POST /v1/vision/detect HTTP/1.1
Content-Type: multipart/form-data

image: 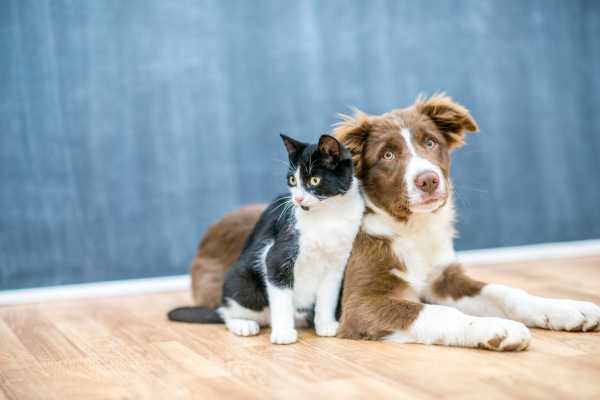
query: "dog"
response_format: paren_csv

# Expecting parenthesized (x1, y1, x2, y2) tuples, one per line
(188, 94, 600, 351)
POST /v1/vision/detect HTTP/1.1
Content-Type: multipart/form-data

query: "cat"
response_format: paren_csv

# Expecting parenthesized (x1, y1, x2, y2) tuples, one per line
(168, 133, 365, 344)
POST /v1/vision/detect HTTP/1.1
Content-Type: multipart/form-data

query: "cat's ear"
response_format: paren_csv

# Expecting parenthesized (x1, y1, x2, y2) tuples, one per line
(280, 134, 305, 158)
(318, 134, 342, 162)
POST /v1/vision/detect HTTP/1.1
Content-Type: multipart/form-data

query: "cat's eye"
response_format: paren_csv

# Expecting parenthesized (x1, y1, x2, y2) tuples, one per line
(383, 151, 395, 160)
(309, 176, 321, 186)
(288, 175, 297, 186)
(424, 138, 437, 149)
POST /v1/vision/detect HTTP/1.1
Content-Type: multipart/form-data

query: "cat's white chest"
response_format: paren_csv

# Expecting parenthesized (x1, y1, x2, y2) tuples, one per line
(292, 198, 363, 309)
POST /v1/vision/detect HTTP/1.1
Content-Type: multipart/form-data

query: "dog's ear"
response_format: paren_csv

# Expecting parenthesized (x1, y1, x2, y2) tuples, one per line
(415, 93, 478, 150)
(333, 109, 372, 176)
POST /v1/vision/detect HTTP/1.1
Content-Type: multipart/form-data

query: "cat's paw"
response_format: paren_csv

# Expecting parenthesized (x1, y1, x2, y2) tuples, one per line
(226, 319, 260, 336)
(469, 318, 531, 351)
(270, 328, 298, 345)
(315, 321, 339, 337)
(531, 299, 600, 332)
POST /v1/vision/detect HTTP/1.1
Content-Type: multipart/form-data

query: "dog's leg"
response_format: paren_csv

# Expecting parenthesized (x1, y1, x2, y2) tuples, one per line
(385, 304, 531, 351)
(338, 295, 530, 351)
(426, 263, 600, 332)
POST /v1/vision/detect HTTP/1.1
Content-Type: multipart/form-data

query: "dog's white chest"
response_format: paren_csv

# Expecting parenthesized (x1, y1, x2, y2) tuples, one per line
(363, 206, 456, 296)
(390, 235, 451, 294)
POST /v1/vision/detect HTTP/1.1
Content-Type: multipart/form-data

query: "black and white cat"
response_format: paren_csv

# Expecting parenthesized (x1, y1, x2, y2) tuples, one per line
(168, 134, 364, 344)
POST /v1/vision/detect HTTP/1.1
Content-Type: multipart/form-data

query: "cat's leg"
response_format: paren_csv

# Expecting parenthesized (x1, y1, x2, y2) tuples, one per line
(314, 268, 344, 337)
(265, 245, 298, 344)
(219, 259, 270, 338)
(219, 298, 268, 337)
(266, 283, 297, 344)
(426, 263, 600, 332)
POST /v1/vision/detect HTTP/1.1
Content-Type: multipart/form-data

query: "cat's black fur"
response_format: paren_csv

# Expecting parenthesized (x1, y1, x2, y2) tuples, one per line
(168, 134, 354, 324)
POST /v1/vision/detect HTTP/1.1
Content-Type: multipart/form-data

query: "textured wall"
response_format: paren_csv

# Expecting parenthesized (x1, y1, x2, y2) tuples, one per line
(1, 0, 599, 289)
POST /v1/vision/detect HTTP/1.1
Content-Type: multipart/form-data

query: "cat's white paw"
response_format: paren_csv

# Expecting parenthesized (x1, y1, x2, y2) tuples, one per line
(468, 318, 531, 351)
(226, 319, 260, 336)
(315, 321, 339, 337)
(529, 299, 600, 331)
(270, 328, 298, 345)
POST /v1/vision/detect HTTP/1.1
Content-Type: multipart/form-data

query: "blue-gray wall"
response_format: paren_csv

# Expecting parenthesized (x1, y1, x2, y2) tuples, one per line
(1, 0, 599, 290)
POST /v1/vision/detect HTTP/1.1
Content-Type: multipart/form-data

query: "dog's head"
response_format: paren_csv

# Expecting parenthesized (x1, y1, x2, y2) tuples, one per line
(334, 94, 478, 220)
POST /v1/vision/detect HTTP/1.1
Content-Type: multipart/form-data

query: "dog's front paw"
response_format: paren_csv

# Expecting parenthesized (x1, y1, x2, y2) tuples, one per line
(270, 328, 298, 345)
(533, 299, 600, 332)
(469, 318, 531, 352)
(315, 321, 339, 337)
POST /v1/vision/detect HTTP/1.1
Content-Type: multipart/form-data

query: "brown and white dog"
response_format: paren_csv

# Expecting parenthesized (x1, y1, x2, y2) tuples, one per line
(188, 94, 600, 351)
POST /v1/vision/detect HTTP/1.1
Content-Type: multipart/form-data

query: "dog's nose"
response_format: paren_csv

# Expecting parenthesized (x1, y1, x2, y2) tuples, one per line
(294, 195, 304, 204)
(414, 171, 439, 193)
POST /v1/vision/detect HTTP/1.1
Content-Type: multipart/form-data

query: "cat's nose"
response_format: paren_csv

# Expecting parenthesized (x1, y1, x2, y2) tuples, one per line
(294, 195, 304, 204)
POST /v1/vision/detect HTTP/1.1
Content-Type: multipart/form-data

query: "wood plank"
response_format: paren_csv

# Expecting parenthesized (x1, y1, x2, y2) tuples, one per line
(0, 320, 38, 370)
(1, 306, 84, 363)
(152, 341, 230, 378)
(1, 255, 599, 399)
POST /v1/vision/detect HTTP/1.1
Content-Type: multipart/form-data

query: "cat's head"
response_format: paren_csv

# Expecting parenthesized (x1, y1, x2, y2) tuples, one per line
(280, 134, 354, 211)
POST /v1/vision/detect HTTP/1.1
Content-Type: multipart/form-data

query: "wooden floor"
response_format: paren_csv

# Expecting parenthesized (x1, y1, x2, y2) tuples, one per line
(1, 256, 600, 400)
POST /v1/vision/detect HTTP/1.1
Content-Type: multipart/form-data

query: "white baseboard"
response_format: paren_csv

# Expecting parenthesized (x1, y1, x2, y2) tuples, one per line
(457, 238, 600, 265)
(0, 275, 190, 306)
(1, 239, 599, 306)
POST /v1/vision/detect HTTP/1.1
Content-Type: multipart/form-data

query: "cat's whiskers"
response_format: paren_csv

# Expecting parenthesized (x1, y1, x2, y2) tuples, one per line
(272, 158, 291, 169)
(308, 154, 317, 176)
(271, 196, 294, 222)
(270, 197, 292, 214)
(277, 200, 295, 223)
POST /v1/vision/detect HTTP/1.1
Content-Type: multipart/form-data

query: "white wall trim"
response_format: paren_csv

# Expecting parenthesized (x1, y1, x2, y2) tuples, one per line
(457, 239, 600, 265)
(2, 239, 600, 306)
(0, 275, 190, 306)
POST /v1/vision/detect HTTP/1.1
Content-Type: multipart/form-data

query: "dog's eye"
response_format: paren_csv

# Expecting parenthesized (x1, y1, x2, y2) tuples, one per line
(424, 138, 437, 149)
(309, 176, 321, 186)
(288, 175, 297, 186)
(383, 151, 395, 161)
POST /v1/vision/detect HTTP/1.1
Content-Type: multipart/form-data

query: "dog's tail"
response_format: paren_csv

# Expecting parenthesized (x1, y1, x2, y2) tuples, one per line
(167, 306, 223, 323)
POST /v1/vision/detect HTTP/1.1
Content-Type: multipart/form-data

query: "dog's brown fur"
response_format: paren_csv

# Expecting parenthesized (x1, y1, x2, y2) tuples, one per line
(333, 94, 478, 339)
(191, 204, 265, 306)
(189, 94, 479, 339)
(336, 229, 423, 339)
(431, 263, 485, 301)
(335, 95, 477, 221)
